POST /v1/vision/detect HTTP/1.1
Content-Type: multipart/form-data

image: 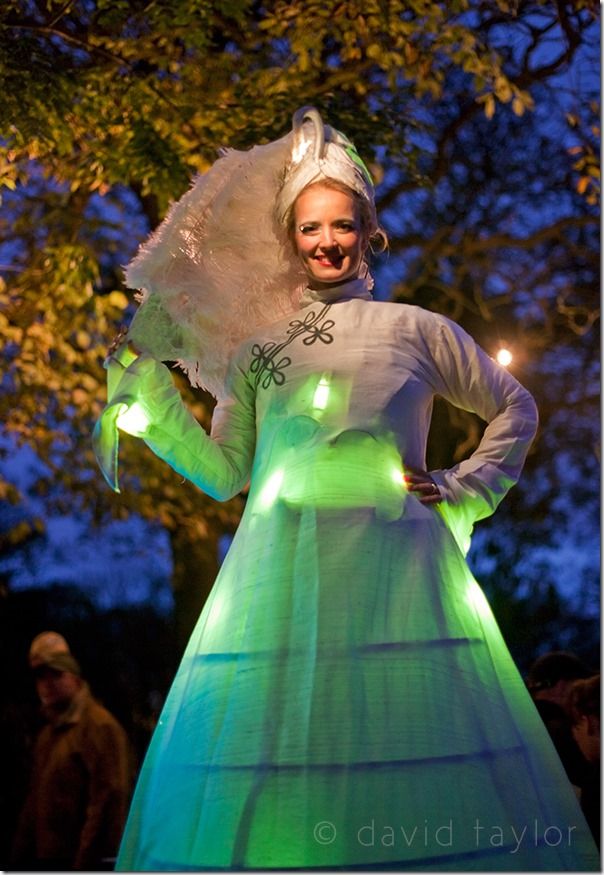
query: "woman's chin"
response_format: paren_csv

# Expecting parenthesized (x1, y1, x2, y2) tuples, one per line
(306, 266, 358, 288)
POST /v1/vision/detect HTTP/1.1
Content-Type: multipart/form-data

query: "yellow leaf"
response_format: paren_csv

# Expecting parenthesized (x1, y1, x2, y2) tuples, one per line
(403, 43, 418, 64)
(577, 177, 589, 195)
(107, 290, 129, 309)
(80, 373, 99, 391)
(494, 77, 512, 102)
(484, 94, 495, 119)
(76, 330, 91, 349)
(512, 97, 525, 116)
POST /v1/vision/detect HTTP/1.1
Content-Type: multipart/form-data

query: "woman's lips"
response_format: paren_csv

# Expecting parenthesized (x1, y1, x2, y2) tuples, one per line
(314, 255, 343, 267)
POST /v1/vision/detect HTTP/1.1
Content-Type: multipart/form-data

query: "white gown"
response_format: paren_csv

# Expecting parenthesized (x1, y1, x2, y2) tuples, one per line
(115, 278, 599, 871)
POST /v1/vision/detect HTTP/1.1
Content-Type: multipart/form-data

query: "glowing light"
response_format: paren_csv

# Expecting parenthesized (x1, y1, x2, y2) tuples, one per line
(258, 469, 284, 510)
(391, 468, 405, 487)
(312, 377, 331, 411)
(206, 590, 225, 630)
(496, 348, 513, 367)
(116, 402, 150, 436)
(465, 580, 491, 619)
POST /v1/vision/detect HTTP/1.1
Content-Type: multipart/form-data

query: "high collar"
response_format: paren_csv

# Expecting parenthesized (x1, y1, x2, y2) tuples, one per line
(298, 274, 374, 308)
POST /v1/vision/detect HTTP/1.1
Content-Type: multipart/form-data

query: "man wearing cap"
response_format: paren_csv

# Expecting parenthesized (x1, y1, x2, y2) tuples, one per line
(11, 632, 131, 871)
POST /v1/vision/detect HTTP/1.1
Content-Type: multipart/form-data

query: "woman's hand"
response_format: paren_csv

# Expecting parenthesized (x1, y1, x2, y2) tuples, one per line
(404, 469, 442, 505)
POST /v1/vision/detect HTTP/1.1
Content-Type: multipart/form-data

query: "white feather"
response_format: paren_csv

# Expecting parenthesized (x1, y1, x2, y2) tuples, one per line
(124, 132, 307, 399)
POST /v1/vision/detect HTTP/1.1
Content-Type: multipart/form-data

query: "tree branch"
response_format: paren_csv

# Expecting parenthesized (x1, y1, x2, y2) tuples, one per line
(387, 215, 597, 263)
(2, 20, 202, 142)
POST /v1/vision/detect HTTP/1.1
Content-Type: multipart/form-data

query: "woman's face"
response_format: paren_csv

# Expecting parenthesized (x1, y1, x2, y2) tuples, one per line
(293, 184, 366, 288)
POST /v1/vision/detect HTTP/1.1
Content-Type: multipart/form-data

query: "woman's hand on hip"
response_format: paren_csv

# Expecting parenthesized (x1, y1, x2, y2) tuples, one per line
(403, 469, 442, 504)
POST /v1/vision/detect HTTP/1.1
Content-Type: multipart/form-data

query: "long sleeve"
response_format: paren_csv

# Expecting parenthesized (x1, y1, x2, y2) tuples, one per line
(419, 313, 538, 553)
(141, 352, 256, 501)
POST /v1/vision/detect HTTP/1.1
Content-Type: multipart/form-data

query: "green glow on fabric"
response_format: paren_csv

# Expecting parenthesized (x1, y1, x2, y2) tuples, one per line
(270, 431, 407, 522)
(116, 402, 150, 437)
(258, 468, 284, 510)
(465, 579, 492, 619)
(312, 377, 331, 411)
(206, 589, 225, 630)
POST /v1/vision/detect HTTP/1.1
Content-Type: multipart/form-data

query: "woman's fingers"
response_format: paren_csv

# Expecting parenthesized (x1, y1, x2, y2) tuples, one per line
(403, 471, 442, 504)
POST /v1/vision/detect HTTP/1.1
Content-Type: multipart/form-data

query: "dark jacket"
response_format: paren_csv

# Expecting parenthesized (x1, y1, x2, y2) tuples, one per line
(11, 685, 131, 870)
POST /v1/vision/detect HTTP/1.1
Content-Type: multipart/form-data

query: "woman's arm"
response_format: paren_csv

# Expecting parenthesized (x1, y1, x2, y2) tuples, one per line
(420, 313, 538, 552)
(94, 352, 256, 501)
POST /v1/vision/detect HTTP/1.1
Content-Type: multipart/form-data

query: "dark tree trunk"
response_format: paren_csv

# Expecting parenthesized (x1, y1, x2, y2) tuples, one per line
(169, 526, 219, 658)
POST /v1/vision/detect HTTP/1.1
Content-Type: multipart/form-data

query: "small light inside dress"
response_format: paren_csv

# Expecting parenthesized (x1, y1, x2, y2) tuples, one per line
(391, 468, 406, 488)
(465, 579, 492, 620)
(116, 402, 150, 437)
(496, 348, 513, 367)
(312, 377, 331, 411)
(258, 469, 284, 510)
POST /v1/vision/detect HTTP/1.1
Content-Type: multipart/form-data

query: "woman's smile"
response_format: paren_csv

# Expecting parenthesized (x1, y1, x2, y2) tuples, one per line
(314, 252, 344, 267)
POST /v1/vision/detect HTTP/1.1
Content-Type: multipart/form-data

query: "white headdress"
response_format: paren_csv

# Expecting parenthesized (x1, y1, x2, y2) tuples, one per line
(122, 106, 376, 399)
(276, 106, 377, 232)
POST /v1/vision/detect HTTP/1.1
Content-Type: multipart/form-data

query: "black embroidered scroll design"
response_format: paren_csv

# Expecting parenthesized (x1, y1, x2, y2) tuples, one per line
(249, 304, 334, 389)
(249, 342, 292, 390)
(287, 310, 335, 346)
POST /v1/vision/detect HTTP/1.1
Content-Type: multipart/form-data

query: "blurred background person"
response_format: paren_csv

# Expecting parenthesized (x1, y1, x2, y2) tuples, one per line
(567, 674, 600, 849)
(11, 631, 131, 871)
(527, 650, 594, 790)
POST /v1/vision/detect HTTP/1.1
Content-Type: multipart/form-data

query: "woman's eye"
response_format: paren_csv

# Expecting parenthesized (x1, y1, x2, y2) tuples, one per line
(297, 222, 356, 235)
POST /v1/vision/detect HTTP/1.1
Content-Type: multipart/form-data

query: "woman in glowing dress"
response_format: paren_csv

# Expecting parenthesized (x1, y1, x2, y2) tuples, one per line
(94, 108, 598, 871)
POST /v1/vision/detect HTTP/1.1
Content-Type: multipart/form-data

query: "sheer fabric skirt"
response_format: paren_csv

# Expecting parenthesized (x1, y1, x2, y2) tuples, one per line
(116, 500, 599, 871)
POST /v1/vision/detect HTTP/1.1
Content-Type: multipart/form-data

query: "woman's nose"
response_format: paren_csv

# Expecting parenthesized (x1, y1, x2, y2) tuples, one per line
(318, 226, 336, 248)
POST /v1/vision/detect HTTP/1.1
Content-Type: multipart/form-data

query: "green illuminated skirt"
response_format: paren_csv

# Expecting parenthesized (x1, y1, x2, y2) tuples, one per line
(116, 500, 599, 871)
